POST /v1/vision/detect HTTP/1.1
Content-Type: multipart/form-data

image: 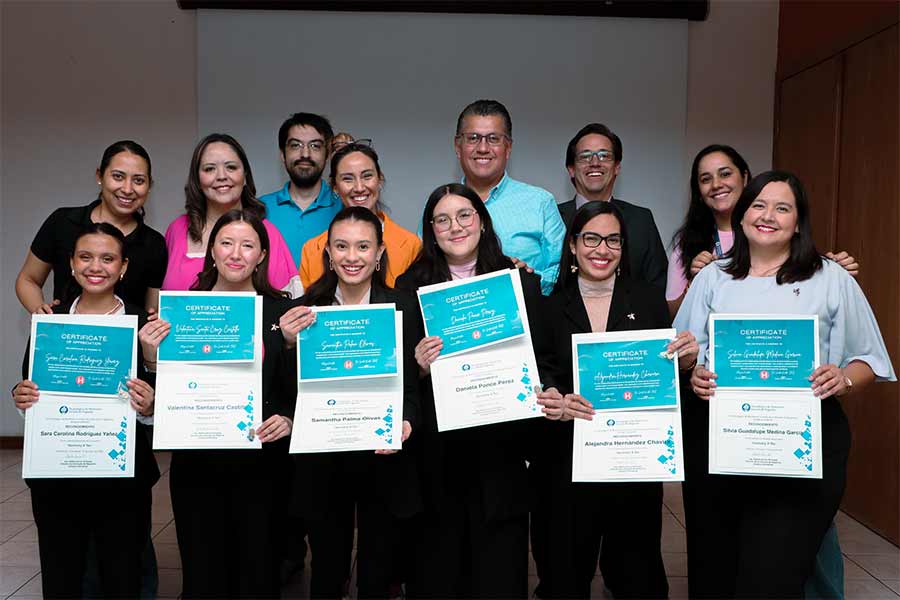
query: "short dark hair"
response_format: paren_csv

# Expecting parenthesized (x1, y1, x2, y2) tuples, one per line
(455, 99, 512, 138)
(555, 201, 630, 292)
(277, 113, 334, 152)
(565, 123, 623, 167)
(723, 170, 822, 284)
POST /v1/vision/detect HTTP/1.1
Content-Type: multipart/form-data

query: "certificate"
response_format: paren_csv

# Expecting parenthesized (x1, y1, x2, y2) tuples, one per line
(158, 291, 257, 363)
(291, 311, 404, 452)
(418, 270, 525, 358)
(23, 314, 138, 478)
(572, 410, 684, 482)
(573, 329, 679, 412)
(153, 296, 263, 449)
(298, 305, 397, 382)
(707, 314, 822, 478)
(425, 270, 542, 431)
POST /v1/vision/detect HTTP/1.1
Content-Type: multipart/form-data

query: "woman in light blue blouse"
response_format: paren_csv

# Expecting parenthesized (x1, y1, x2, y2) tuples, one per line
(674, 170, 895, 599)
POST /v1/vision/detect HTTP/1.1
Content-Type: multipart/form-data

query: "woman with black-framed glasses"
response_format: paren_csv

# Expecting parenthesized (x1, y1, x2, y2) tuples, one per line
(530, 200, 699, 599)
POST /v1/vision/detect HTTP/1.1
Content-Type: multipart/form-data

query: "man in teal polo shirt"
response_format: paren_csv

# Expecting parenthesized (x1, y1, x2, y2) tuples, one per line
(259, 112, 341, 266)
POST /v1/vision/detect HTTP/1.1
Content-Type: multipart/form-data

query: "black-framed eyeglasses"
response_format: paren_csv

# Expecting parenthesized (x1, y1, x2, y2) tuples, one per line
(575, 149, 616, 164)
(455, 132, 511, 147)
(286, 139, 326, 153)
(431, 209, 477, 232)
(575, 232, 623, 249)
(332, 138, 373, 152)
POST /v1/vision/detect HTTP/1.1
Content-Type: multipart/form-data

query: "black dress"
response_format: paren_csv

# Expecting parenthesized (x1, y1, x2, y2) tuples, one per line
(168, 294, 296, 599)
(23, 301, 160, 599)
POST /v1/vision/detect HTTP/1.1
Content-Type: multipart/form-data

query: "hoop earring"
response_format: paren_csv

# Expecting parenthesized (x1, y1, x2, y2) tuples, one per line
(375, 260, 382, 272)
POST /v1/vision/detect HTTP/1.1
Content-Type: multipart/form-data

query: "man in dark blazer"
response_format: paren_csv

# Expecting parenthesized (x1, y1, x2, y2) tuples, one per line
(558, 123, 668, 290)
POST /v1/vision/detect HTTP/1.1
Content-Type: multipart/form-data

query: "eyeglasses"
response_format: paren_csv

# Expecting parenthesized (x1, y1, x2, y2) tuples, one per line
(332, 138, 372, 152)
(575, 149, 616, 164)
(575, 232, 623, 250)
(431, 209, 477, 232)
(286, 139, 326, 153)
(455, 132, 511, 147)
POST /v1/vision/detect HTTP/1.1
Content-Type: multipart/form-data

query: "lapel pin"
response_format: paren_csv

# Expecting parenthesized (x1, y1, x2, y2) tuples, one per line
(793, 288, 800, 296)
(271, 323, 280, 331)
(627, 313, 636, 320)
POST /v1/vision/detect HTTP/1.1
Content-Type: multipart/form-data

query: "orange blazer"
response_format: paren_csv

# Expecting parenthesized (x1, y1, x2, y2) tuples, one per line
(299, 212, 422, 289)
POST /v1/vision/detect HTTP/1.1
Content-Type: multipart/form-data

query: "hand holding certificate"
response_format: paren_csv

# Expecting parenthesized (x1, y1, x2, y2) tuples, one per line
(707, 315, 822, 478)
(23, 314, 139, 478)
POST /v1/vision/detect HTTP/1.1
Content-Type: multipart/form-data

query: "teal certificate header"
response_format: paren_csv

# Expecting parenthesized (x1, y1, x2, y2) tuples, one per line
(299, 305, 398, 382)
(158, 292, 256, 362)
(575, 336, 678, 411)
(418, 270, 524, 356)
(710, 316, 817, 389)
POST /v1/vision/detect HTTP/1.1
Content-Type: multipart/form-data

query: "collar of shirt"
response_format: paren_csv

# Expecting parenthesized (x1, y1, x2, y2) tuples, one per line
(334, 285, 371, 306)
(273, 180, 337, 210)
(462, 171, 510, 205)
(575, 193, 615, 210)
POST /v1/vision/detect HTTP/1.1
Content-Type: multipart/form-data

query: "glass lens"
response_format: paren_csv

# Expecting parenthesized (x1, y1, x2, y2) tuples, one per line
(580, 233, 602, 247)
(606, 234, 622, 249)
(457, 210, 475, 226)
(432, 215, 451, 231)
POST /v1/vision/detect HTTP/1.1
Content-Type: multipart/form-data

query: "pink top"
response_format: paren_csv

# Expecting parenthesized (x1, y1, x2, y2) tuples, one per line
(448, 258, 478, 280)
(161, 214, 298, 291)
(665, 229, 734, 301)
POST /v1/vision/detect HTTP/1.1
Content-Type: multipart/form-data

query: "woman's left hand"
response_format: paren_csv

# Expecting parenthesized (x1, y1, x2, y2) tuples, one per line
(375, 420, 411, 455)
(667, 331, 699, 371)
(280, 306, 316, 349)
(128, 378, 155, 416)
(810, 364, 849, 399)
(257, 414, 293, 442)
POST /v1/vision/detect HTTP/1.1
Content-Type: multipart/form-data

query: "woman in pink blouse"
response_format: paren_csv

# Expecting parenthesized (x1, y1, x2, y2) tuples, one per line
(162, 133, 297, 292)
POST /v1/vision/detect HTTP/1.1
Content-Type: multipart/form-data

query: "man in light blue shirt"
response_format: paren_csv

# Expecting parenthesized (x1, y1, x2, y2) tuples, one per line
(453, 99, 565, 294)
(259, 112, 341, 265)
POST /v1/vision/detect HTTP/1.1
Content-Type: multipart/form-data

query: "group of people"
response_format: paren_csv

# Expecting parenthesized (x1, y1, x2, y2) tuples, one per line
(11, 99, 895, 600)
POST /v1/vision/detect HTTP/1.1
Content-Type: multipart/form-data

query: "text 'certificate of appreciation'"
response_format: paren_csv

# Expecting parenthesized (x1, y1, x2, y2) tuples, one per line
(153, 295, 263, 450)
(158, 291, 257, 363)
(421, 270, 541, 432)
(572, 329, 684, 482)
(707, 315, 822, 478)
(24, 314, 138, 478)
(291, 306, 404, 453)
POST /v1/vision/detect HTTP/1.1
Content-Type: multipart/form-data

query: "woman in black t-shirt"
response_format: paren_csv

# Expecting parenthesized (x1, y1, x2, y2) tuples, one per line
(15, 140, 167, 314)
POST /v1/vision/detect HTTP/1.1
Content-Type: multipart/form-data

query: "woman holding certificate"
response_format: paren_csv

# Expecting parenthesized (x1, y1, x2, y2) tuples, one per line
(675, 171, 895, 598)
(289, 205, 421, 598)
(394, 183, 547, 599)
(12, 223, 159, 598)
(530, 201, 698, 599)
(142, 210, 297, 598)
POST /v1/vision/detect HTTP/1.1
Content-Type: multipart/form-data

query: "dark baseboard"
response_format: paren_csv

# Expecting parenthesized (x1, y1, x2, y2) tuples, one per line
(0, 436, 24, 449)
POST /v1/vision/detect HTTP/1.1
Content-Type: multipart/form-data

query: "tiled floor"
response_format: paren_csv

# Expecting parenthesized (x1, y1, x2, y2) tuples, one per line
(1, 449, 898, 599)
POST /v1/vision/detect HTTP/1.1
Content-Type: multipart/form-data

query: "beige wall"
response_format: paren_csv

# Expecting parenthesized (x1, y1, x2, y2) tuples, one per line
(0, 0, 777, 435)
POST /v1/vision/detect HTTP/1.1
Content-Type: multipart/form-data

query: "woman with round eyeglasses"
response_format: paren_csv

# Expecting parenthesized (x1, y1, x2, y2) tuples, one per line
(530, 201, 698, 599)
(395, 183, 549, 598)
(299, 143, 420, 289)
(674, 171, 894, 598)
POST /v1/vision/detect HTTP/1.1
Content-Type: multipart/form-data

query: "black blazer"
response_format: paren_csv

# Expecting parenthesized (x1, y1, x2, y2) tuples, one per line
(21, 301, 160, 492)
(293, 286, 423, 520)
(558, 197, 669, 291)
(395, 267, 551, 523)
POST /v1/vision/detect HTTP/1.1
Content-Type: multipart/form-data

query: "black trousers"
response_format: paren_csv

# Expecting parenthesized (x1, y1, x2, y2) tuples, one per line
(31, 484, 150, 599)
(682, 394, 851, 599)
(169, 456, 280, 599)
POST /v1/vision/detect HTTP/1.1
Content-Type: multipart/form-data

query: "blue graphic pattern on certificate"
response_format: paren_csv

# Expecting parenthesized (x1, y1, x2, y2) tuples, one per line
(159, 295, 256, 362)
(31, 322, 135, 396)
(657, 425, 678, 475)
(299, 307, 398, 381)
(793, 415, 814, 471)
(419, 272, 524, 355)
(107, 417, 128, 471)
(712, 318, 816, 388)
(576, 339, 677, 410)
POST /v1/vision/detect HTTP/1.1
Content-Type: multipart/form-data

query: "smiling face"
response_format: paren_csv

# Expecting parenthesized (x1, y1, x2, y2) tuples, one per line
(697, 151, 748, 217)
(567, 133, 621, 200)
(570, 214, 622, 282)
(198, 142, 246, 210)
(432, 193, 481, 265)
(70, 233, 128, 295)
(455, 114, 511, 188)
(211, 221, 266, 288)
(740, 181, 798, 253)
(333, 151, 382, 212)
(326, 218, 385, 286)
(281, 124, 328, 188)
(96, 151, 151, 218)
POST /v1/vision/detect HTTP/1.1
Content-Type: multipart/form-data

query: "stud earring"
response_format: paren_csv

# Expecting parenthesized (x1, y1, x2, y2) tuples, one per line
(328, 260, 334, 271)
(616, 266, 621, 276)
(570, 264, 578, 273)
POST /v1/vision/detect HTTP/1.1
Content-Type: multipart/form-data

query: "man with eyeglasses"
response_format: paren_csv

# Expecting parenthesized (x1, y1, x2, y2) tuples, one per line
(558, 123, 668, 290)
(451, 99, 566, 295)
(259, 112, 342, 266)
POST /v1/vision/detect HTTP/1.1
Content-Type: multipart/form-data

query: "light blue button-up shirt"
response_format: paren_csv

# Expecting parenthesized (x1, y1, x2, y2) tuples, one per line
(259, 180, 341, 266)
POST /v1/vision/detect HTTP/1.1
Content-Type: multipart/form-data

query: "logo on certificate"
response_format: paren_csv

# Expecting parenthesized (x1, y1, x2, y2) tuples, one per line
(462, 364, 471, 371)
(623, 391, 633, 401)
(202, 344, 212, 354)
(75, 375, 85, 386)
(188, 381, 198, 390)
(741, 403, 751, 412)
(344, 360, 354, 370)
(759, 370, 770, 380)
(606, 419, 616, 427)
(59, 406, 69, 414)
(472, 330, 482, 340)
(327, 399, 337, 406)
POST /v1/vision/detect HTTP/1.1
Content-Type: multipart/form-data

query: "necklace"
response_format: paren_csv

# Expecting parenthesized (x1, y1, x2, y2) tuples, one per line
(74, 297, 123, 315)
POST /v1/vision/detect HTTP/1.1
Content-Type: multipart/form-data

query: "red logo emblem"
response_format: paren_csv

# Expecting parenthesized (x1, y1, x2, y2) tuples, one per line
(760, 370, 770, 380)
(472, 330, 482, 340)
(344, 360, 354, 370)
(202, 344, 212, 354)
(623, 391, 633, 400)
(75, 376, 85, 386)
